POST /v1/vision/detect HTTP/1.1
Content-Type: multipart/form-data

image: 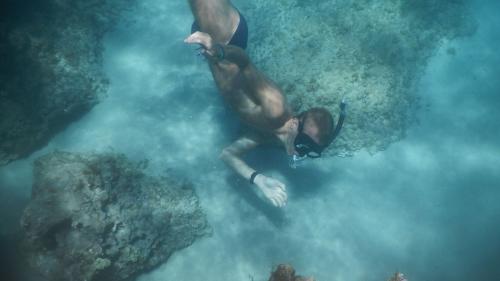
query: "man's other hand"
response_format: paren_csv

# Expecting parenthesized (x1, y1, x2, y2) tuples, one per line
(184, 31, 215, 55)
(254, 174, 287, 208)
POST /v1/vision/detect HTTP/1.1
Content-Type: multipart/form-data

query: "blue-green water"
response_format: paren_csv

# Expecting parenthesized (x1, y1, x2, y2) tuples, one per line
(1, 0, 499, 280)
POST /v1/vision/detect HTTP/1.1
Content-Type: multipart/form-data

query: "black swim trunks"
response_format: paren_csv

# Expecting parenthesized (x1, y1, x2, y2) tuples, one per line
(191, 10, 248, 50)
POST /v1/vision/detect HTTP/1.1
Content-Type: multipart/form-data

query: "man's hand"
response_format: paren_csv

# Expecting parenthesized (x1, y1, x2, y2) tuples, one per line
(184, 31, 215, 56)
(254, 174, 287, 208)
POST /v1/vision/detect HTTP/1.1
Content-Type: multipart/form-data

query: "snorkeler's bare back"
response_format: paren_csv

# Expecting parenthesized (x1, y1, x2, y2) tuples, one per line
(188, 0, 290, 133)
(209, 58, 291, 133)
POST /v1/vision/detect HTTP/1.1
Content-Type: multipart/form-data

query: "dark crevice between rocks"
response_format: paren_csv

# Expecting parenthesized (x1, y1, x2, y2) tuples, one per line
(41, 218, 72, 251)
(0, 233, 47, 281)
(93, 266, 117, 281)
(0, 233, 22, 281)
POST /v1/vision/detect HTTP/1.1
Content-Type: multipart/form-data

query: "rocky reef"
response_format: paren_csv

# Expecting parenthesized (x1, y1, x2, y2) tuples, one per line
(265, 264, 407, 281)
(244, 0, 476, 155)
(388, 272, 408, 281)
(0, 0, 133, 166)
(20, 151, 210, 281)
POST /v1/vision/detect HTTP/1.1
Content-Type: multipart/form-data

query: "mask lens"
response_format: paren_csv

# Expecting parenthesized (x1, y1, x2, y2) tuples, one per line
(294, 143, 310, 157)
(294, 133, 322, 158)
(306, 151, 321, 158)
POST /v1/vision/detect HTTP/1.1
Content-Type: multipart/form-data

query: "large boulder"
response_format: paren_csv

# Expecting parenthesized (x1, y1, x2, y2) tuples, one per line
(0, 0, 133, 165)
(20, 151, 210, 281)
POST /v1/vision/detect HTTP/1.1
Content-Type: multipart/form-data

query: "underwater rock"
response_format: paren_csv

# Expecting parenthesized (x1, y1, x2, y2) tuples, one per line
(268, 264, 315, 281)
(0, 0, 134, 166)
(20, 151, 210, 281)
(388, 272, 408, 281)
(245, 0, 476, 155)
(266, 264, 407, 281)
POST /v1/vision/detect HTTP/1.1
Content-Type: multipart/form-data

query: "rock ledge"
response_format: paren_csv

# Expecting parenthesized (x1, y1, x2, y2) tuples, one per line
(21, 151, 210, 281)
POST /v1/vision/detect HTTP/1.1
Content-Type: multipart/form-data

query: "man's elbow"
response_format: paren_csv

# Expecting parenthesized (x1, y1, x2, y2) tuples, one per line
(238, 56, 250, 69)
(233, 57, 249, 70)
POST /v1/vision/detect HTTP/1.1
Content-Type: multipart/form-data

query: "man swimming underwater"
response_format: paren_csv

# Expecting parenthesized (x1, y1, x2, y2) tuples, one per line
(185, 0, 345, 208)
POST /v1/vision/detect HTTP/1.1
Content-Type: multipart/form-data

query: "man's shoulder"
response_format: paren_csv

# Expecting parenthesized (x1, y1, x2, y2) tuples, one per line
(241, 126, 278, 144)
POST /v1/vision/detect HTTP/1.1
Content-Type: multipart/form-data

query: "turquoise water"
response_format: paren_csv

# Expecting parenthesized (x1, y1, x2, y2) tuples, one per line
(1, 0, 499, 280)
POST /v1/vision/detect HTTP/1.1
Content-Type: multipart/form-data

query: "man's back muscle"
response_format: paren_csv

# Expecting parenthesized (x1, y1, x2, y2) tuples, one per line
(209, 58, 291, 132)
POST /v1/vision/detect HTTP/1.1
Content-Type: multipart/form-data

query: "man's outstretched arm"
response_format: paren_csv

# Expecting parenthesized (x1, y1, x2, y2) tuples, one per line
(220, 136, 287, 207)
(220, 137, 259, 181)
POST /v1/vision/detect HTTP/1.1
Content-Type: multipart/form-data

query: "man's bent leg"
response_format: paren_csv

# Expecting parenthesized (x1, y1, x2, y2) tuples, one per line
(188, 0, 239, 44)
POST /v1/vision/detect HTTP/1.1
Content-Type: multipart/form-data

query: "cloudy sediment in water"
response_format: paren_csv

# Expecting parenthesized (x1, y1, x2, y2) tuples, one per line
(1, 0, 499, 280)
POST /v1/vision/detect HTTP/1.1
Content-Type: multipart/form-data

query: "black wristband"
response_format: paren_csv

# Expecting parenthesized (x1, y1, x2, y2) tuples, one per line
(249, 171, 260, 184)
(213, 44, 225, 60)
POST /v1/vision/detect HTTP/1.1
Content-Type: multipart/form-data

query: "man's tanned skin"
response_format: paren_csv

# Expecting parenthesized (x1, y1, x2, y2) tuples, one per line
(185, 0, 323, 208)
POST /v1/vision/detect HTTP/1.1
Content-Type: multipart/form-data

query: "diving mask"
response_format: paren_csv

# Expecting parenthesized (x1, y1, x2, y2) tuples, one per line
(290, 99, 348, 168)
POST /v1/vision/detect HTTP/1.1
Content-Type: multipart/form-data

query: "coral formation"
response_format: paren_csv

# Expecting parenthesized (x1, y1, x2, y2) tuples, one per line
(0, 0, 134, 165)
(268, 264, 315, 281)
(20, 151, 210, 281)
(388, 272, 408, 281)
(266, 264, 408, 281)
(244, 0, 476, 155)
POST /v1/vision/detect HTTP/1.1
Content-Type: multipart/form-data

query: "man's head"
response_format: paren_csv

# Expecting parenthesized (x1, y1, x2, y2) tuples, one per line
(289, 107, 335, 158)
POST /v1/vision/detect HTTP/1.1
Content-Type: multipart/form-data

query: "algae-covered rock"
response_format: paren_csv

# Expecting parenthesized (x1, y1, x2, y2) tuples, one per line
(20, 151, 210, 281)
(266, 264, 407, 281)
(0, 0, 134, 166)
(268, 264, 315, 281)
(244, 0, 476, 155)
